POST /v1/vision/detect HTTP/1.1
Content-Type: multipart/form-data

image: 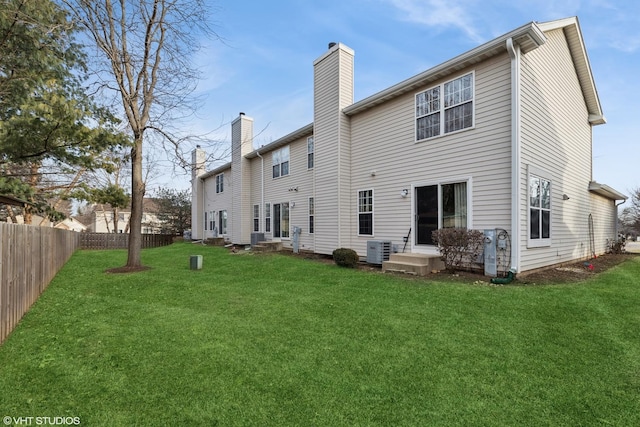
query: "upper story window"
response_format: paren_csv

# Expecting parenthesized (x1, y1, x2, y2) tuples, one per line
(216, 174, 224, 193)
(272, 146, 290, 178)
(416, 72, 474, 141)
(307, 136, 314, 169)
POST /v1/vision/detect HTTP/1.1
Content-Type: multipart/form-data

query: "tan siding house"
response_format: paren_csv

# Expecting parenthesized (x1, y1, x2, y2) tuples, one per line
(191, 17, 625, 275)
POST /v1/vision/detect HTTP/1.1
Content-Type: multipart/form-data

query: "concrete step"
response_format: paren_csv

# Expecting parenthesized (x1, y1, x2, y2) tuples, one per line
(382, 253, 444, 276)
(206, 237, 226, 246)
(252, 241, 283, 252)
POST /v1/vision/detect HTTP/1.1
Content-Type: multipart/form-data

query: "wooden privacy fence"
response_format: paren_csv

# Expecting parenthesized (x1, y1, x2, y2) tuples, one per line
(79, 233, 174, 250)
(1, 223, 79, 345)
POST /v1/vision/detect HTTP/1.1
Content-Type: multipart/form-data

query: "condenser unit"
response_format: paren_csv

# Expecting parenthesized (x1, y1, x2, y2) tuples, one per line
(366, 240, 392, 265)
(251, 232, 265, 246)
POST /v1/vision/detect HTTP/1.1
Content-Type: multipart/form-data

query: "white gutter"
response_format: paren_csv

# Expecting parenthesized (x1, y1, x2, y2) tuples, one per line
(256, 151, 264, 232)
(507, 37, 522, 273)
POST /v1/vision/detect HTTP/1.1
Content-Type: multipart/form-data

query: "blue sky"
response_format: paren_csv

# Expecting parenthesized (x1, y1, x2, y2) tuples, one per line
(165, 0, 639, 206)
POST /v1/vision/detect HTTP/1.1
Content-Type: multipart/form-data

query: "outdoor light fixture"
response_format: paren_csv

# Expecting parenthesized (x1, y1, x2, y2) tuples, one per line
(563, 194, 570, 200)
(401, 189, 409, 198)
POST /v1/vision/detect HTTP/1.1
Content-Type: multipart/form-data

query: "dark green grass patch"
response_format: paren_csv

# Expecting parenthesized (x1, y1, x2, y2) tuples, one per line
(1, 244, 639, 426)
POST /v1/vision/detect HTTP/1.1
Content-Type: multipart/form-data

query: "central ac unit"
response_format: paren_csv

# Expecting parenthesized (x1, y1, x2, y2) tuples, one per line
(251, 232, 265, 246)
(367, 240, 392, 265)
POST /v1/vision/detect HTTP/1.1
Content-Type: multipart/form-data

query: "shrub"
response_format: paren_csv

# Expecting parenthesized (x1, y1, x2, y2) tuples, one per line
(607, 236, 626, 254)
(332, 248, 360, 268)
(432, 228, 484, 272)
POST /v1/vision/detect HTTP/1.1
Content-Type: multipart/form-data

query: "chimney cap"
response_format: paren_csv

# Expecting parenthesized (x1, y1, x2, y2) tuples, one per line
(328, 42, 337, 49)
(196, 144, 201, 149)
(239, 112, 245, 116)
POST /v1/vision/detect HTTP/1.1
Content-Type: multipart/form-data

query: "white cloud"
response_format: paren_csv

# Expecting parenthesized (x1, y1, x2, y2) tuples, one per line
(384, 0, 485, 43)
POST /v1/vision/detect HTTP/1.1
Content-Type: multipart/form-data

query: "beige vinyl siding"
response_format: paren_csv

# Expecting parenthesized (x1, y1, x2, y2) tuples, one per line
(230, 115, 254, 245)
(348, 53, 513, 256)
(203, 167, 232, 239)
(313, 44, 354, 254)
(589, 194, 617, 255)
(249, 134, 315, 251)
(519, 28, 595, 271)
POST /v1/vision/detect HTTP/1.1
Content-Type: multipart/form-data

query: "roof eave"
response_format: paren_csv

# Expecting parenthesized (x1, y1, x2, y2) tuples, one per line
(200, 162, 232, 180)
(343, 22, 546, 116)
(588, 181, 627, 201)
(245, 123, 314, 159)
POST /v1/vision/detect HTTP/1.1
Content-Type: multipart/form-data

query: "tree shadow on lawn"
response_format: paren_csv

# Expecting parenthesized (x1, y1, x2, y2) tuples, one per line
(105, 265, 152, 274)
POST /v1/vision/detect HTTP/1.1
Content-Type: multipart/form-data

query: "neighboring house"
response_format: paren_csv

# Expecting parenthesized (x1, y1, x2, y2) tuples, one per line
(55, 217, 88, 232)
(191, 17, 626, 274)
(91, 199, 163, 234)
(6, 214, 53, 227)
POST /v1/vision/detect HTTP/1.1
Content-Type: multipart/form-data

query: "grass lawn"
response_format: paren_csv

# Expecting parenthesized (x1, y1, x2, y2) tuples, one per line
(1, 243, 639, 426)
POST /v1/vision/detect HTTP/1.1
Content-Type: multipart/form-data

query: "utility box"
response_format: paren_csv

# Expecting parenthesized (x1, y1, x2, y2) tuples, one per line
(292, 226, 302, 254)
(190, 255, 202, 270)
(483, 229, 497, 277)
(366, 240, 392, 265)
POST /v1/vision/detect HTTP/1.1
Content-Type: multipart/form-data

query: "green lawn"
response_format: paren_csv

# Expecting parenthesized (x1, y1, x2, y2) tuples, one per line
(1, 243, 639, 426)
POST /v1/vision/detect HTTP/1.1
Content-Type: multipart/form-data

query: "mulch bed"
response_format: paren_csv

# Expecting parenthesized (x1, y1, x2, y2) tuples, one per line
(422, 253, 637, 285)
(286, 249, 637, 286)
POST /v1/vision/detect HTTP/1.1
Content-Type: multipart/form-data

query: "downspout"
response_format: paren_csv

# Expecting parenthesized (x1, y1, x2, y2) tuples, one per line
(507, 37, 521, 273)
(615, 200, 625, 241)
(256, 151, 264, 232)
(200, 176, 205, 240)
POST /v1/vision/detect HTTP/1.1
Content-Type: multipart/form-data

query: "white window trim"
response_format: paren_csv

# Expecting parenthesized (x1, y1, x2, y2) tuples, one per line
(415, 71, 475, 142)
(272, 146, 290, 178)
(307, 136, 314, 170)
(265, 202, 271, 234)
(308, 197, 314, 234)
(253, 204, 260, 233)
(219, 210, 227, 235)
(216, 173, 224, 193)
(527, 165, 552, 248)
(357, 189, 374, 237)
(410, 176, 473, 255)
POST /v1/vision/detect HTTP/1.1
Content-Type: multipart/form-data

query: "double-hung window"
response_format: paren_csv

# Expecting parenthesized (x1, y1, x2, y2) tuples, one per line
(308, 197, 314, 234)
(216, 174, 224, 193)
(307, 137, 314, 169)
(358, 190, 373, 236)
(253, 204, 260, 232)
(265, 203, 271, 233)
(416, 72, 474, 141)
(272, 146, 290, 178)
(529, 168, 551, 247)
(219, 210, 227, 234)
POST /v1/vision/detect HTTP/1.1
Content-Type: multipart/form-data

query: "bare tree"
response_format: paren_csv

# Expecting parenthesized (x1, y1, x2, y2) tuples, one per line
(62, 0, 216, 268)
(621, 188, 640, 237)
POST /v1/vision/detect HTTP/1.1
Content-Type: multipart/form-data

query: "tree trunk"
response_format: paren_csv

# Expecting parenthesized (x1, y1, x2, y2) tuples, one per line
(99, 204, 111, 233)
(24, 163, 40, 224)
(112, 207, 119, 233)
(6, 206, 18, 223)
(126, 137, 145, 267)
